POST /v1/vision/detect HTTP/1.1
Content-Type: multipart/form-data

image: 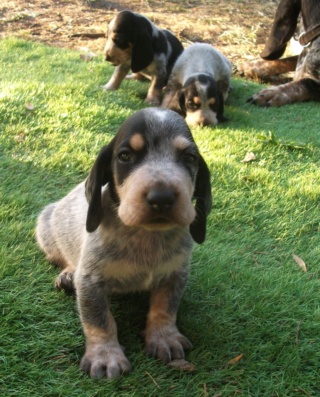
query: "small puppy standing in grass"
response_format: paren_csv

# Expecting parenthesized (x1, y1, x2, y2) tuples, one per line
(36, 108, 212, 379)
(102, 10, 184, 105)
(162, 43, 232, 126)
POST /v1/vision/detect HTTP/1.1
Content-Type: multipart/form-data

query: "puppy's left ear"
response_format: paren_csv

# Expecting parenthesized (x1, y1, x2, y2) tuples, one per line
(217, 92, 228, 123)
(131, 16, 154, 72)
(85, 139, 116, 232)
(190, 155, 212, 244)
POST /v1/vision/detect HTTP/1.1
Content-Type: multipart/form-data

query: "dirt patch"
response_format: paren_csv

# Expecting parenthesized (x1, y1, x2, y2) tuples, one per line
(0, 0, 278, 66)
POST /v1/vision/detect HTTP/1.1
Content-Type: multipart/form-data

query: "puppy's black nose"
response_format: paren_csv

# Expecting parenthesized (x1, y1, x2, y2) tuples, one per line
(147, 190, 175, 212)
(105, 54, 111, 62)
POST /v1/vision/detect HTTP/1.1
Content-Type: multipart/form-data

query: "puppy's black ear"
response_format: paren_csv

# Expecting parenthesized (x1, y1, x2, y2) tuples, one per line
(190, 155, 212, 244)
(217, 92, 228, 123)
(260, 0, 301, 60)
(178, 91, 187, 116)
(162, 90, 186, 116)
(85, 139, 116, 232)
(131, 15, 154, 72)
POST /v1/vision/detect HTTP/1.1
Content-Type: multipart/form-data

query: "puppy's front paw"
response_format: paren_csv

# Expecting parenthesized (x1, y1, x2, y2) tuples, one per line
(146, 89, 161, 106)
(80, 343, 131, 379)
(145, 325, 193, 363)
(100, 83, 118, 91)
(145, 96, 161, 106)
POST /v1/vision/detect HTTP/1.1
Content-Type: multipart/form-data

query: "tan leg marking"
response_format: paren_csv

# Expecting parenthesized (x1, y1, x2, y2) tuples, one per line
(144, 286, 192, 363)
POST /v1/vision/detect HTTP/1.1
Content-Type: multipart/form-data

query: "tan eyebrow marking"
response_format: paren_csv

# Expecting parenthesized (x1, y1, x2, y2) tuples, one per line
(208, 98, 216, 105)
(173, 136, 192, 151)
(193, 96, 201, 104)
(129, 133, 145, 151)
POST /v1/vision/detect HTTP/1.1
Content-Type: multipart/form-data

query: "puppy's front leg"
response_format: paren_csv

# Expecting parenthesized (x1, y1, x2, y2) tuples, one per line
(145, 268, 192, 363)
(76, 275, 131, 379)
(146, 69, 167, 105)
(101, 64, 131, 90)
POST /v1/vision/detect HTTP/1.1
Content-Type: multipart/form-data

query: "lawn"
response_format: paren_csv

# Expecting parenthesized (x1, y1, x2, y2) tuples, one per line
(1, 37, 320, 397)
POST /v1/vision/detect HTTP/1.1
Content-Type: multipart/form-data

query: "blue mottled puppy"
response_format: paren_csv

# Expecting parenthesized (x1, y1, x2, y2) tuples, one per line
(162, 43, 232, 126)
(36, 108, 212, 379)
(102, 10, 184, 105)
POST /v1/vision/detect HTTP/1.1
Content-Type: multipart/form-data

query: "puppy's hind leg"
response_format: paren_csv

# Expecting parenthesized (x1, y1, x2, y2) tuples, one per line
(146, 68, 167, 105)
(36, 203, 75, 293)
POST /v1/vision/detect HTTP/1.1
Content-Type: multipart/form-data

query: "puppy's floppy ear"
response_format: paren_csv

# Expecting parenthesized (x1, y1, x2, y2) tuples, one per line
(190, 155, 212, 244)
(178, 91, 187, 117)
(217, 92, 228, 123)
(260, 0, 301, 60)
(85, 139, 116, 232)
(131, 15, 154, 72)
(162, 90, 186, 116)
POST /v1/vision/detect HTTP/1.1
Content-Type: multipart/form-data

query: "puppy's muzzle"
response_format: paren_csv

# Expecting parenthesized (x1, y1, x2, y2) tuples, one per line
(117, 161, 196, 230)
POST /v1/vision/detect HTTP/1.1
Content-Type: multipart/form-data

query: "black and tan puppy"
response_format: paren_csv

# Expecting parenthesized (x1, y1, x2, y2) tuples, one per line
(162, 43, 232, 126)
(102, 10, 184, 105)
(36, 108, 212, 379)
(242, 0, 320, 106)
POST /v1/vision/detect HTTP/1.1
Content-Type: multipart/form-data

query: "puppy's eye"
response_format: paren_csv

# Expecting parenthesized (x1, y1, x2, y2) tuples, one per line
(183, 153, 198, 163)
(187, 101, 199, 110)
(118, 151, 132, 162)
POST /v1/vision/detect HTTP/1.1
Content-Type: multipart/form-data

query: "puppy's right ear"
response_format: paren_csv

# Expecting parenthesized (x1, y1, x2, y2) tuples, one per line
(85, 139, 116, 232)
(178, 91, 187, 116)
(217, 92, 228, 123)
(260, 0, 301, 60)
(190, 155, 212, 244)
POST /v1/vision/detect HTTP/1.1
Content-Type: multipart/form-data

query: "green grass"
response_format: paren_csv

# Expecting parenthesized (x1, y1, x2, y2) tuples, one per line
(1, 37, 320, 396)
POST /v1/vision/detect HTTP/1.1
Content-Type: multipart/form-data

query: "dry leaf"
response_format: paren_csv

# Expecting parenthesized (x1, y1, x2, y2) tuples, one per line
(26, 103, 35, 110)
(167, 359, 196, 372)
(14, 133, 26, 142)
(242, 152, 256, 163)
(292, 254, 307, 272)
(227, 353, 243, 365)
(79, 48, 97, 62)
(80, 53, 95, 62)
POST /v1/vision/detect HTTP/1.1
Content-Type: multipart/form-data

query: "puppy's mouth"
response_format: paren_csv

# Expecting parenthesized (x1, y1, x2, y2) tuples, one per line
(141, 216, 176, 231)
(151, 217, 170, 224)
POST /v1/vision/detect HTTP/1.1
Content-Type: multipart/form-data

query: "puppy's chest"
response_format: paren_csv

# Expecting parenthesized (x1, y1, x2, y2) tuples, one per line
(90, 229, 192, 292)
(103, 252, 186, 292)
